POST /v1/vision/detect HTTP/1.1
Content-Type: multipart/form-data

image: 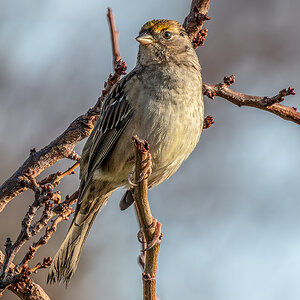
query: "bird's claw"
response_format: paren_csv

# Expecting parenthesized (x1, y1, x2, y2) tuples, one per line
(128, 171, 138, 188)
(137, 219, 162, 252)
(128, 153, 152, 188)
(137, 153, 152, 182)
(137, 229, 146, 244)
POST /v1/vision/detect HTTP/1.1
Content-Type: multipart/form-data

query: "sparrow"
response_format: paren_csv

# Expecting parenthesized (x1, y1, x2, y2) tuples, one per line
(48, 19, 204, 284)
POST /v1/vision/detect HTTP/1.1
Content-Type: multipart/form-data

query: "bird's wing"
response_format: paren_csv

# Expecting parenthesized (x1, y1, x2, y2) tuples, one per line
(78, 72, 136, 202)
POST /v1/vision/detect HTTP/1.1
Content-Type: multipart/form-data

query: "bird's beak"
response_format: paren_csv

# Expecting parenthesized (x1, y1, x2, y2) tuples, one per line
(136, 32, 155, 45)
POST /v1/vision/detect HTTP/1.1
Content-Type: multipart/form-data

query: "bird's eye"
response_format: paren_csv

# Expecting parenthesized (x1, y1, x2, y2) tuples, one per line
(163, 31, 173, 39)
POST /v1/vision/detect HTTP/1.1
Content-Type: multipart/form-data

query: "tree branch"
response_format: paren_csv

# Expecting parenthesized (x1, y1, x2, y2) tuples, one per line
(183, 0, 210, 48)
(0, 177, 77, 297)
(203, 75, 298, 125)
(0, 8, 126, 213)
(0, 8, 124, 299)
(0, 252, 50, 300)
(183, 2, 297, 125)
(132, 136, 162, 300)
(107, 8, 121, 65)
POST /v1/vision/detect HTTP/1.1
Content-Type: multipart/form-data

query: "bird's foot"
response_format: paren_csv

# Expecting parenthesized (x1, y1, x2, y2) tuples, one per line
(137, 219, 162, 252)
(127, 152, 152, 188)
(128, 170, 137, 187)
(138, 153, 152, 182)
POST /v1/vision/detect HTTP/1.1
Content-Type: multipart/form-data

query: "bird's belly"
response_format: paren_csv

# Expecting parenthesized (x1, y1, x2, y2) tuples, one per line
(144, 101, 203, 187)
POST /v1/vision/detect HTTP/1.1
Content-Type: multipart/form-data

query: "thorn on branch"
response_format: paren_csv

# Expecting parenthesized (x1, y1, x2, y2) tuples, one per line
(203, 115, 214, 131)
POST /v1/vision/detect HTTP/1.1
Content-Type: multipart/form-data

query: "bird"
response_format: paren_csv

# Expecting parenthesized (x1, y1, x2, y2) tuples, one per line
(48, 19, 204, 285)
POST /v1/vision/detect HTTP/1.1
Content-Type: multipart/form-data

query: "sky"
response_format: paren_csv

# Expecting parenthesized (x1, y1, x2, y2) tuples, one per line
(0, 0, 300, 299)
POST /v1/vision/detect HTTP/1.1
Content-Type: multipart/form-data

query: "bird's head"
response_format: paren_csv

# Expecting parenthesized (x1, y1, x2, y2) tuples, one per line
(136, 19, 198, 68)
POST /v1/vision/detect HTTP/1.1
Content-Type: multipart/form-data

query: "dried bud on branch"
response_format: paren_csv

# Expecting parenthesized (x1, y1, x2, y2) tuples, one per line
(203, 115, 214, 130)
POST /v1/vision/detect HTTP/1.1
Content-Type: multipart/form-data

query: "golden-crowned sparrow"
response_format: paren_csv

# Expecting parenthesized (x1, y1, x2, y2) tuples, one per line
(48, 19, 204, 284)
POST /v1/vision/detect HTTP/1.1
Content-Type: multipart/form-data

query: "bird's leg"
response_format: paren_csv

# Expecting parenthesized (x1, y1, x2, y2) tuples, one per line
(137, 153, 152, 182)
(135, 150, 161, 250)
(137, 228, 146, 244)
(127, 152, 152, 187)
(136, 219, 162, 269)
(138, 219, 162, 252)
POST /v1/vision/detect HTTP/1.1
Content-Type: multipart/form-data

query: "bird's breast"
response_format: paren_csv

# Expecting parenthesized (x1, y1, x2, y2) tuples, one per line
(135, 68, 204, 187)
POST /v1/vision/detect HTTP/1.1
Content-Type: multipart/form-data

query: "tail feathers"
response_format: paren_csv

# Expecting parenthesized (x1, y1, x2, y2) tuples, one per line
(47, 192, 111, 285)
(47, 209, 98, 285)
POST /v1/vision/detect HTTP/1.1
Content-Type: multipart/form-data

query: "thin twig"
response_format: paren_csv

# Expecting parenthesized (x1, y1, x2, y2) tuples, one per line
(0, 180, 76, 296)
(107, 7, 121, 64)
(38, 162, 80, 187)
(0, 182, 48, 280)
(203, 75, 298, 125)
(183, 0, 211, 47)
(132, 136, 161, 300)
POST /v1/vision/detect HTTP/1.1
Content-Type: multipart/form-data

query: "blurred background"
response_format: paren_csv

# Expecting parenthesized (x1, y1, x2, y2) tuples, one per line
(0, 0, 299, 299)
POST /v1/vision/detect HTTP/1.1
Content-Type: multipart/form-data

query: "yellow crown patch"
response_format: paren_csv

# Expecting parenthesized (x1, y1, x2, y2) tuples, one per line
(139, 19, 183, 34)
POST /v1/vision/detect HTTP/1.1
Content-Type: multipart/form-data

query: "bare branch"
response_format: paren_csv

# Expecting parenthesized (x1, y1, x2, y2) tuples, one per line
(132, 136, 162, 300)
(38, 162, 80, 187)
(0, 9, 127, 213)
(183, 0, 211, 47)
(0, 9, 124, 299)
(0, 178, 76, 296)
(0, 252, 50, 300)
(107, 8, 121, 65)
(203, 76, 298, 125)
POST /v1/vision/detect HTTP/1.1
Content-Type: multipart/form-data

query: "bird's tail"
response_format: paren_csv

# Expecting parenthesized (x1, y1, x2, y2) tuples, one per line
(47, 192, 111, 285)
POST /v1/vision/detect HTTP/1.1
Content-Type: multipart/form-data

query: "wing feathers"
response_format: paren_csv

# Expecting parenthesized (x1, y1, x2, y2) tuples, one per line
(81, 71, 136, 186)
